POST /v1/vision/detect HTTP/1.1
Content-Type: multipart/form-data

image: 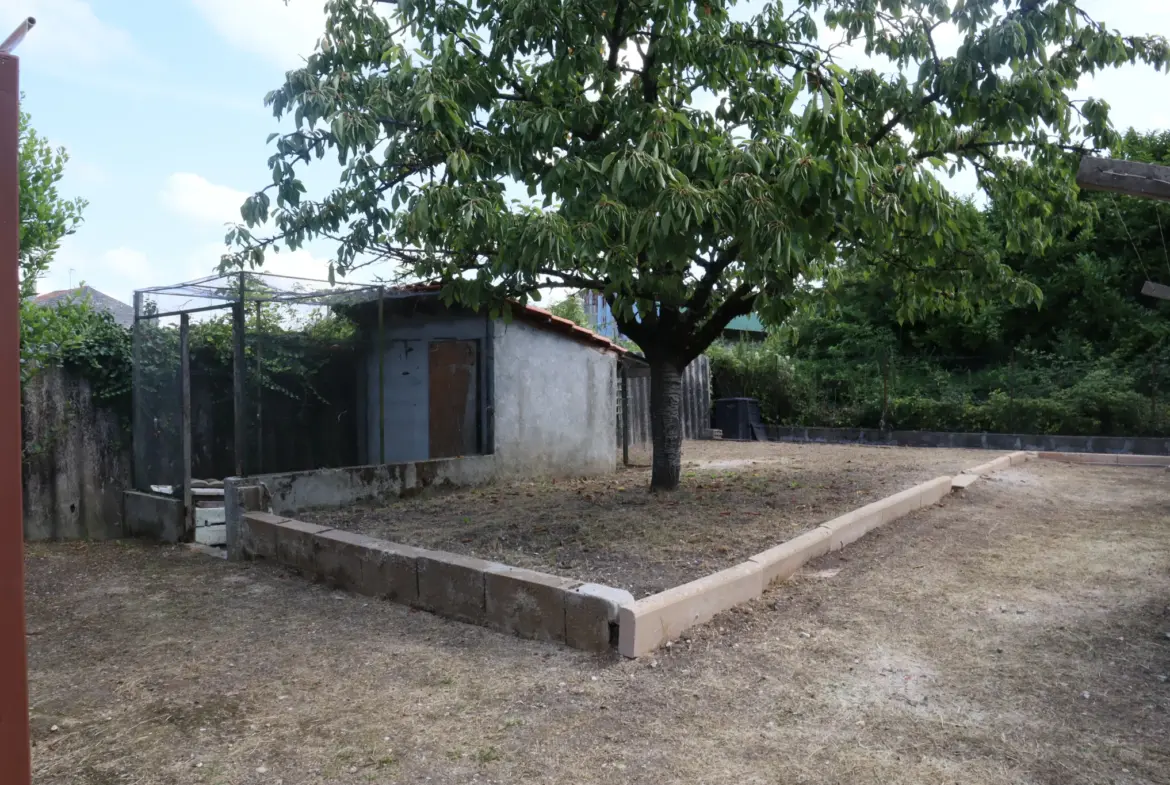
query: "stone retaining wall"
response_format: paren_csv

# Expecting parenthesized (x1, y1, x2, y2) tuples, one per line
(239, 511, 632, 653)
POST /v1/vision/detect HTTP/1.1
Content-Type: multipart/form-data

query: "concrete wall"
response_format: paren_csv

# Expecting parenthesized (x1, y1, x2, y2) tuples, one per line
(123, 490, 184, 543)
(22, 366, 131, 540)
(361, 307, 618, 476)
(238, 511, 632, 651)
(233, 454, 498, 518)
(493, 319, 616, 476)
(762, 425, 1170, 455)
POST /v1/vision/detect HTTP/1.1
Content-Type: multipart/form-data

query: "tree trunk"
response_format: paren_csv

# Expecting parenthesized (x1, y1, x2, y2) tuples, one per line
(649, 356, 684, 491)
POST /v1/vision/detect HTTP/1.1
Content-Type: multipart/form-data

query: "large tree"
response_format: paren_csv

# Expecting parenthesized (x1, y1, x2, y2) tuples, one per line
(18, 105, 86, 300)
(230, 0, 1167, 489)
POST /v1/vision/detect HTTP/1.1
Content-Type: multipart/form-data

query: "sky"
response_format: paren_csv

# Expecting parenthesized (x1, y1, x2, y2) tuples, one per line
(6, 0, 1170, 309)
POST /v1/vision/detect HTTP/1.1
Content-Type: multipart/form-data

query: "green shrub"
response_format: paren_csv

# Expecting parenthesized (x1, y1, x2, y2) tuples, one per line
(706, 343, 1169, 437)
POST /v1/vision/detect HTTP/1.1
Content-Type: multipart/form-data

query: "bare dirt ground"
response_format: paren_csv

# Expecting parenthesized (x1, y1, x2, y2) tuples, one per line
(27, 458, 1170, 785)
(304, 440, 1001, 596)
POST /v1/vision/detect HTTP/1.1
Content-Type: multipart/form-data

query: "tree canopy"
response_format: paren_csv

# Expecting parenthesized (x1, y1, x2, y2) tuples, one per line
(231, 0, 1168, 488)
(18, 104, 86, 300)
(720, 128, 1170, 436)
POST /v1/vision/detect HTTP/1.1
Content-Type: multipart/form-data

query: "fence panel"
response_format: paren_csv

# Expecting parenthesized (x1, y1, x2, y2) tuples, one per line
(618, 356, 711, 446)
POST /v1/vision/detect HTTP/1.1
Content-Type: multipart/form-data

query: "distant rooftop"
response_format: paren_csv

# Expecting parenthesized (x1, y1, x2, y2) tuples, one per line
(34, 286, 135, 328)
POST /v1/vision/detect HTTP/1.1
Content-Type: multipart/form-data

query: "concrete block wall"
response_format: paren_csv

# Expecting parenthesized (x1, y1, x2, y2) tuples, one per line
(763, 425, 1170, 456)
(123, 491, 184, 543)
(235, 454, 497, 518)
(239, 512, 633, 652)
(234, 450, 1048, 657)
(617, 471, 983, 659)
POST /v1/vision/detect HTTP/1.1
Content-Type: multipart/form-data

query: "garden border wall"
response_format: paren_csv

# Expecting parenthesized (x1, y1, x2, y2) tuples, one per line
(223, 448, 1168, 656)
(762, 425, 1170, 455)
(236, 510, 632, 652)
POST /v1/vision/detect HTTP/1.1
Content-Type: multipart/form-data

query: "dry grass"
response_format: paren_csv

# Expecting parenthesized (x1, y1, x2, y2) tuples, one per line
(25, 458, 1170, 785)
(303, 440, 1001, 596)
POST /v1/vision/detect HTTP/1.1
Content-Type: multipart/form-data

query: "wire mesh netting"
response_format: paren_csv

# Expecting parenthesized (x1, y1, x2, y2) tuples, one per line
(131, 312, 184, 492)
(132, 272, 381, 492)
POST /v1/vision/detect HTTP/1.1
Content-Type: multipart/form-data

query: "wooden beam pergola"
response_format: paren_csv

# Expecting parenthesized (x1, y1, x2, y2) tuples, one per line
(1076, 156, 1170, 203)
(1078, 156, 1170, 302)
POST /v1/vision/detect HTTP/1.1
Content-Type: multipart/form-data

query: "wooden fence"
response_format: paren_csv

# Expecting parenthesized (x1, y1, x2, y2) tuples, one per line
(618, 355, 711, 446)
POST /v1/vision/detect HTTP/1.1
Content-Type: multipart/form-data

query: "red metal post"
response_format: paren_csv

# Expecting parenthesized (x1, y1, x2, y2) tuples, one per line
(0, 40, 33, 785)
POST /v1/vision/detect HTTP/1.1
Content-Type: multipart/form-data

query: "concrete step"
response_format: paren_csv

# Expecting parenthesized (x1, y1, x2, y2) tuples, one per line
(194, 524, 226, 546)
(194, 506, 226, 528)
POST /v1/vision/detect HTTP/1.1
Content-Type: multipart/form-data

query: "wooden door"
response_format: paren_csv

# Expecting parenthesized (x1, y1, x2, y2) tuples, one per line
(428, 340, 478, 458)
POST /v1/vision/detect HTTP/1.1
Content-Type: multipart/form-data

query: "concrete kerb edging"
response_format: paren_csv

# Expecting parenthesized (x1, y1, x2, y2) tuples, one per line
(238, 511, 631, 653)
(1035, 451, 1170, 467)
(617, 474, 956, 659)
(950, 450, 1035, 491)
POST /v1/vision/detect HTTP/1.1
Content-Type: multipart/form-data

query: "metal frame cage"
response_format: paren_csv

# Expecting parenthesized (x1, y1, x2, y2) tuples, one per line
(131, 271, 387, 525)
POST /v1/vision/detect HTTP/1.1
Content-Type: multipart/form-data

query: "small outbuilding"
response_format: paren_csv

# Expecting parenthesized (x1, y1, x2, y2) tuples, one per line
(347, 287, 634, 477)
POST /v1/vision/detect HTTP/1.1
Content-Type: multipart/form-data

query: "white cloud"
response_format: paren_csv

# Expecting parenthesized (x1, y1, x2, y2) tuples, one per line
(7, 0, 138, 70)
(161, 172, 248, 225)
(37, 238, 339, 308)
(188, 0, 326, 69)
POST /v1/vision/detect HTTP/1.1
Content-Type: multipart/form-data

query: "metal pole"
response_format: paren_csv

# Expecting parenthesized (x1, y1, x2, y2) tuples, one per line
(232, 273, 246, 476)
(881, 353, 889, 431)
(0, 17, 33, 55)
(1152, 355, 1159, 434)
(0, 33, 33, 785)
(621, 363, 630, 466)
(255, 300, 262, 473)
(180, 314, 192, 538)
(131, 290, 143, 490)
(1009, 348, 1016, 433)
(377, 287, 385, 464)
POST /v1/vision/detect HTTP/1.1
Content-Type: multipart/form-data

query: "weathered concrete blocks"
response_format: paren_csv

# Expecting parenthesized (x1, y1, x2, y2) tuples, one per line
(416, 550, 498, 623)
(566, 583, 633, 652)
(313, 528, 382, 591)
(275, 519, 332, 574)
(124, 491, 184, 543)
(240, 511, 285, 560)
(363, 540, 423, 604)
(618, 561, 763, 658)
(820, 506, 881, 551)
(951, 473, 980, 490)
(879, 486, 921, 524)
(967, 452, 1030, 475)
(749, 526, 832, 586)
(226, 483, 268, 560)
(917, 475, 953, 506)
(1116, 454, 1170, 466)
(485, 565, 581, 642)
(194, 526, 227, 546)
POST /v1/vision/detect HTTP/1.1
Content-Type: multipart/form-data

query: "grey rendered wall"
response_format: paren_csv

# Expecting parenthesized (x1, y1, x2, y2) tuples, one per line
(22, 366, 131, 540)
(228, 454, 497, 518)
(362, 313, 488, 464)
(492, 319, 616, 476)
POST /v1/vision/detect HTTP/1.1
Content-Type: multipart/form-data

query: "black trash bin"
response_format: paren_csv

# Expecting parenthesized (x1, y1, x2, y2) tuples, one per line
(713, 397, 764, 441)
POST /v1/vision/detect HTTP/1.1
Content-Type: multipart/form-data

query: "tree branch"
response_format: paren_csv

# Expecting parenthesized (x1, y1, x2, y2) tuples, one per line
(683, 283, 757, 364)
(867, 90, 942, 147)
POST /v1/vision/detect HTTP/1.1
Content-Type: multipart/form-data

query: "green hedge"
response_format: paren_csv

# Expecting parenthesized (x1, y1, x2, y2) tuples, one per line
(707, 339, 1169, 437)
